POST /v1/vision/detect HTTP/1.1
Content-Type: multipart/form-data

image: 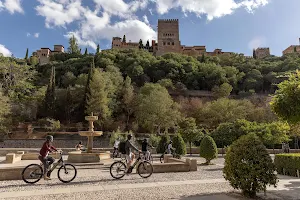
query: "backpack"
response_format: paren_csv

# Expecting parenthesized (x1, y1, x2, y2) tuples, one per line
(118, 141, 126, 154)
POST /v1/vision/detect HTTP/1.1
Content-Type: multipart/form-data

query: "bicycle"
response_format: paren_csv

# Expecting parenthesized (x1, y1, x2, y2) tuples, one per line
(110, 152, 153, 179)
(22, 151, 77, 184)
(159, 150, 181, 163)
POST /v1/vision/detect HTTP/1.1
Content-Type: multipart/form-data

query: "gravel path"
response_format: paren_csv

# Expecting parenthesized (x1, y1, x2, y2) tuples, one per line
(5, 183, 234, 200)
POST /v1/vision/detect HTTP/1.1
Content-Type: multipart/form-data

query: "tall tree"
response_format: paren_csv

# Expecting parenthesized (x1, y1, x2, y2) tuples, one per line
(0, 89, 11, 134)
(253, 49, 256, 59)
(24, 48, 29, 60)
(146, 40, 150, 49)
(139, 39, 143, 49)
(122, 35, 126, 43)
(67, 35, 80, 54)
(84, 48, 88, 55)
(122, 76, 135, 130)
(85, 67, 111, 127)
(96, 44, 100, 54)
(43, 66, 56, 118)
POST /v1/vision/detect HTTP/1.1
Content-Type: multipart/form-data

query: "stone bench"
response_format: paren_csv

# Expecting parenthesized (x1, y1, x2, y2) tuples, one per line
(0, 166, 26, 181)
(5, 151, 25, 164)
(21, 152, 60, 160)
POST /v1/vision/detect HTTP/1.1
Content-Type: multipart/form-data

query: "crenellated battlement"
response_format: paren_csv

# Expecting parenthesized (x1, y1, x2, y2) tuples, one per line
(158, 19, 179, 22)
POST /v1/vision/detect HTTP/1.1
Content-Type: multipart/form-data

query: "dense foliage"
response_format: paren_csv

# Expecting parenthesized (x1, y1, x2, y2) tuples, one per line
(223, 133, 277, 198)
(157, 134, 170, 153)
(172, 133, 186, 155)
(199, 135, 218, 164)
(274, 154, 300, 177)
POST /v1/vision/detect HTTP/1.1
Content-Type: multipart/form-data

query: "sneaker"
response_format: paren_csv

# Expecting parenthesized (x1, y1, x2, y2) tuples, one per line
(44, 175, 51, 180)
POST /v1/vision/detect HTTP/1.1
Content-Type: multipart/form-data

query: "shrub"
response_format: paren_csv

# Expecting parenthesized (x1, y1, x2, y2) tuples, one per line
(157, 134, 170, 153)
(172, 133, 186, 155)
(109, 127, 127, 146)
(274, 154, 300, 177)
(149, 134, 160, 148)
(199, 135, 217, 164)
(223, 133, 277, 198)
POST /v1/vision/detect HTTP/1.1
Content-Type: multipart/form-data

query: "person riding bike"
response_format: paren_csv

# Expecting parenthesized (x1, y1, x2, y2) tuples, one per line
(166, 140, 175, 154)
(39, 135, 58, 180)
(142, 138, 153, 160)
(125, 134, 141, 173)
(113, 137, 120, 158)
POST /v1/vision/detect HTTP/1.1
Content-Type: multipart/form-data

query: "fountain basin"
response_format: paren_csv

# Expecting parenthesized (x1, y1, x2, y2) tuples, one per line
(78, 131, 103, 137)
(67, 150, 111, 163)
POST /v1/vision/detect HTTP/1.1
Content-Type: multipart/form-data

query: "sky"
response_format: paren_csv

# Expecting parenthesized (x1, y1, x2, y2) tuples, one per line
(0, 0, 299, 58)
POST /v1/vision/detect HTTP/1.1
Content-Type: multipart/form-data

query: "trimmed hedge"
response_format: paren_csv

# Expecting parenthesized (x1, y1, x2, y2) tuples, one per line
(274, 154, 300, 177)
(173, 133, 186, 155)
(199, 135, 218, 164)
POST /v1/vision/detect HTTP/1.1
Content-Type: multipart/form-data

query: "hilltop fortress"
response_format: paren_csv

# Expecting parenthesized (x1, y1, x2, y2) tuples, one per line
(31, 19, 300, 65)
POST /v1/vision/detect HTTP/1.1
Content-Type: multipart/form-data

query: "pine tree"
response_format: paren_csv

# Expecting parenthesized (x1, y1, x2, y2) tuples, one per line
(200, 53, 206, 63)
(24, 48, 29, 60)
(84, 48, 88, 55)
(96, 44, 100, 54)
(68, 35, 80, 54)
(146, 40, 150, 49)
(122, 35, 126, 43)
(43, 66, 56, 118)
(139, 39, 143, 49)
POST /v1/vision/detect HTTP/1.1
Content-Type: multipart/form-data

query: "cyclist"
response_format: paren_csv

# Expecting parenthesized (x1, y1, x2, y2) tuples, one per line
(38, 135, 58, 180)
(142, 138, 153, 160)
(113, 137, 120, 159)
(166, 140, 175, 154)
(125, 134, 140, 173)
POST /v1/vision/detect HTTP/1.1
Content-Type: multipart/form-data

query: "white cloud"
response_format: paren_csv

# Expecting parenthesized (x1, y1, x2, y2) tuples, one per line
(35, 0, 85, 28)
(143, 15, 149, 25)
(34, 33, 40, 38)
(26, 32, 31, 37)
(154, 0, 269, 20)
(0, 44, 12, 57)
(0, 0, 24, 14)
(248, 36, 266, 50)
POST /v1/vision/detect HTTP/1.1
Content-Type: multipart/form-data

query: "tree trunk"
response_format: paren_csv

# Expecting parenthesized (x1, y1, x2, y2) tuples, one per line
(190, 142, 192, 156)
(126, 110, 130, 131)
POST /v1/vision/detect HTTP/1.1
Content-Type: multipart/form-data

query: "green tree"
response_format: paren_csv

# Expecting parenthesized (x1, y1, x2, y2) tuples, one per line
(85, 68, 111, 127)
(173, 132, 186, 156)
(25, 48, 29, 60)
(223, 133, 277, 198)
(199, 135, 218, 164)
(84, 48, 88, 55)
(122, 35, 126, 43)
(253, 49, 256, 59)
(212, 83, 233, 98)
(146, 40, 150, 49)
(179, 117, 203, 155)
(62, 72, 76, 88)
(157, 134, 170, 153)
(271, 71, 300, 124)
(42, 66, 56, 118)
(29, 56, 38, 66)
(139, 39, 143, 49)
(122, 76, 135, 130)
(0, 90, 11, 135)
(136, 83, 181, 133)
(68, 35, 80, 54)
(157, 79, 175, 90)
(96, 44, 100, 54)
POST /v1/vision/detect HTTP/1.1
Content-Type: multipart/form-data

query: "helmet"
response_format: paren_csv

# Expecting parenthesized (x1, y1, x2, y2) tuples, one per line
(169, 140, 173, 144)
(127, 134, 133, 140)
(46, 135, 53, 142)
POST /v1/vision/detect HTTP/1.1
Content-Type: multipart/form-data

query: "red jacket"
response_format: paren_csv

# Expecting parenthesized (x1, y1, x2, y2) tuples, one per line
(40, 141, 57, 158)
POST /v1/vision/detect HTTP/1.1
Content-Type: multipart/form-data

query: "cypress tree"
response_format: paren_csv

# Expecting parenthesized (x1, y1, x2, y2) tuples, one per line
(96, 44, 100, 54)
(84, 48, 88, 55)
(25, 48, 29, 60)
(253, 49, 257, 59)
(139, 39, 143, 49)
(122, 35, 126, 43)
(146, 40, 150, 49)
(43, 66, 56, 118)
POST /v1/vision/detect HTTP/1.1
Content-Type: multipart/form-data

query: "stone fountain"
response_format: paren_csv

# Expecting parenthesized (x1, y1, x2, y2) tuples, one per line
(67, 113, 111, 163)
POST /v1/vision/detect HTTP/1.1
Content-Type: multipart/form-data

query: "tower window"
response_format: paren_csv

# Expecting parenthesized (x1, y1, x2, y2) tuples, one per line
(168, 42, 170, 45)
(163, 42, 166, 45)
(172, 42, 174, 45)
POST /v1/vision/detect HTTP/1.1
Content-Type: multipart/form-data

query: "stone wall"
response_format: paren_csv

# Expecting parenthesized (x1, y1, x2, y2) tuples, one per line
(0, 138, 110, 148)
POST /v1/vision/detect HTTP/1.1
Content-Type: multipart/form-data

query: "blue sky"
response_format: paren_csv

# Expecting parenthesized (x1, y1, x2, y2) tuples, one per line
(0, 0, 299, 58)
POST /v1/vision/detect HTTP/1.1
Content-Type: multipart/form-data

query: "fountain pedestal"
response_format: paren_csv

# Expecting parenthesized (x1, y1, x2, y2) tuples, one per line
(67, 114, 111, 163)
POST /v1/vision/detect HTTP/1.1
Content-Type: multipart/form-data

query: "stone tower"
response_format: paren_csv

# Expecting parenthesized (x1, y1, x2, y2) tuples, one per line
(156, 19, 181, 56)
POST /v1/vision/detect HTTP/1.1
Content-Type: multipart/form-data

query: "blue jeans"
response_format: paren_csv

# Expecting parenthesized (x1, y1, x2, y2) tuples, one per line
(39, 155, 55, 175)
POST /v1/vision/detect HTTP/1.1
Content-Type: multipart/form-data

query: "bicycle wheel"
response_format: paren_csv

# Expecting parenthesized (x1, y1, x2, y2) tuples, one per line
(58, 164, 77, 183)
(160, 154, 164, 163)
(22, 164, 43, 184)
(137, 161, 153, 178)
(149, 155, 153, 163)
(110, 161, 126, 179)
